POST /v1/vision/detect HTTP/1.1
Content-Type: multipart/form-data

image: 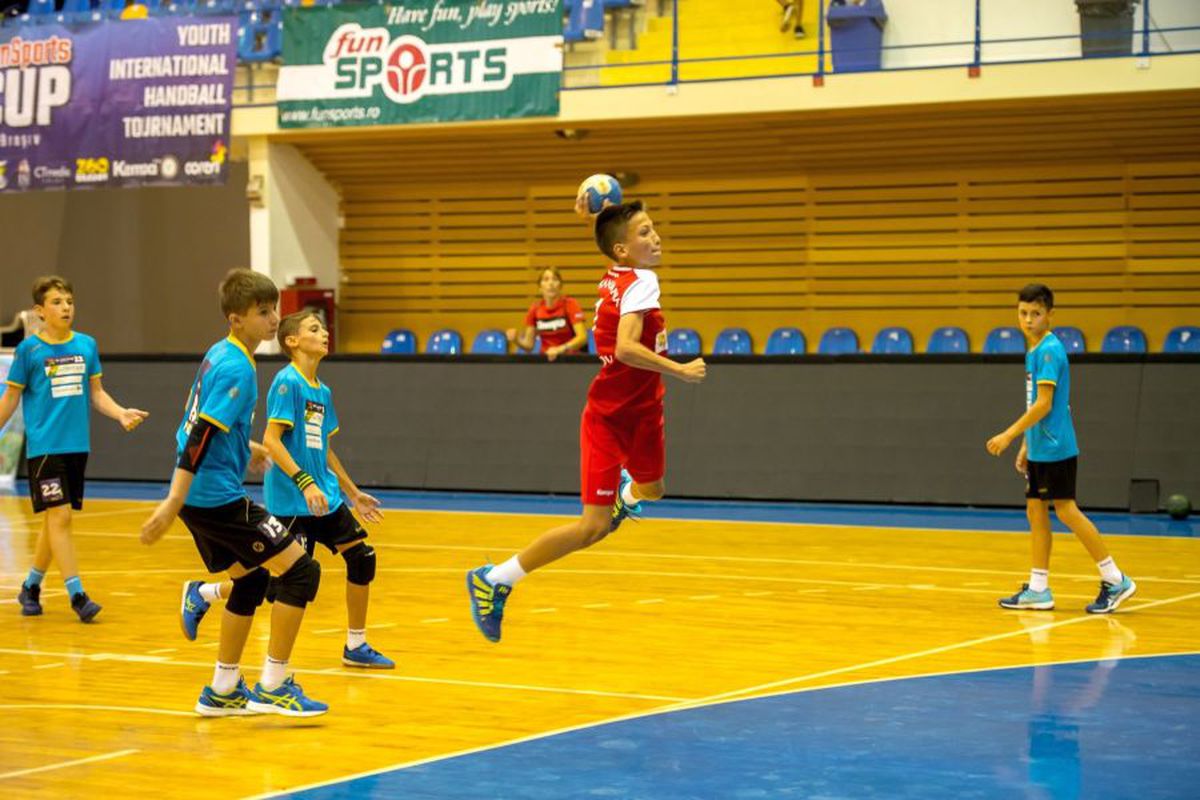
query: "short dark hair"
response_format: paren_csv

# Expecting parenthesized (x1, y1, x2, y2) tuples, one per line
(277, 310, 321, 358)
(219, 268, 278, 316)
(1018, 283, 1054, 310)
(594, 200, 645, 261)
(32, 275, 73, 305)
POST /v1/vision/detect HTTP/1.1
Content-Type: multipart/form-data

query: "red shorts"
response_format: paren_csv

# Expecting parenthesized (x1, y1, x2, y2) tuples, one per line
(579, 404, 665, 506)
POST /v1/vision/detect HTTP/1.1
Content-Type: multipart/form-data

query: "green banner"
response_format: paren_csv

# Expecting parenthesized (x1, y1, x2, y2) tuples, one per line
(278, 1, 562, 129)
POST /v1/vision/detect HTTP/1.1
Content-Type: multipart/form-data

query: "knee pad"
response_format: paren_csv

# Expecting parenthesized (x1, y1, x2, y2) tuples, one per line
(342, 542, 376, 586)
(227, 568, 269, 616)
(274, 553, 321, 608)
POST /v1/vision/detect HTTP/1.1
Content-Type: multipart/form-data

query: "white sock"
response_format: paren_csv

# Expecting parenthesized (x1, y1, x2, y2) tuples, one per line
(261, 656, 288, 691)
(1097, 557, 1122, 585)
(199, 582, 222, 602)
(621, 482, 639, 507)
(1029, 569, 1049, 593)
(347, 628, 366, 650)
(486, 556, 527, 586)
(211, 661, 240, 694)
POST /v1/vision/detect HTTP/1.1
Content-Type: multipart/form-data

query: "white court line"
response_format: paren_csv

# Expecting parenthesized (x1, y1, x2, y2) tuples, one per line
(32, 662, 64, 670)
(420, 617, 449, 623)
(635, 598, 665, 604)
(0, 703, 193, 718)
(0, 748, 139, 781)
(530, 608, 557, 614)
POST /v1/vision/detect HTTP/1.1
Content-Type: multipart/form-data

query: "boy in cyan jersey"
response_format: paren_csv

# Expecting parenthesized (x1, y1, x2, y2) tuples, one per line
(141, 269, 328, 717)
(182, 311, 392, 669)
(986, 283, 1136, 614)
(1, 275, 148, 622)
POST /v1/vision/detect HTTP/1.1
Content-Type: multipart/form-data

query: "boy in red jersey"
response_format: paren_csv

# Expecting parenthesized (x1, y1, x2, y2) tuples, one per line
(466, 201, 706, 642)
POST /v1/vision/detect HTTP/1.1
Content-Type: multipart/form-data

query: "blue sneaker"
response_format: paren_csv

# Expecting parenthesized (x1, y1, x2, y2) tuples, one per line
(248, 676, 329, 717)
(17, 583, 42, 616)
(343, 642, 395, 669)
(180, 580, 211, 641)
(195, 678, 259, 717)
(998, 583, 1055, 610)
(70, 592, 101, 623)
(1086, 575, 1137, 614)
(466, 565, 512, 643)
(609, 469, 643, 533)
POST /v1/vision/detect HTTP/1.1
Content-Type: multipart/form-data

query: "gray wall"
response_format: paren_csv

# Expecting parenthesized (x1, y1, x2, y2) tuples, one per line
(0, 162, 251, 352)
(78, 355, 1200, 510)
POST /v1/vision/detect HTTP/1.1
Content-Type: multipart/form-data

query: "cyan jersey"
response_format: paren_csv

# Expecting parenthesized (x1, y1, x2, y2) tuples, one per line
(176, 336, 258, 508)
(1024, 332, 1079, 463)
(263, 363, 342, 517)
(6, 332, 102, 457)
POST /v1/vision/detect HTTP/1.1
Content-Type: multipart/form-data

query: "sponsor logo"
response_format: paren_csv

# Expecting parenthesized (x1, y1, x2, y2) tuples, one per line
(112, 159, 160, 179)
(160, 155, 179, 180)
(16, 159, 30, 189)
(596, 489, 615, 496)
(185, 159, 222, 177)
(0, 161, 7, 190)
(252, 541, 265, 553)
(34, 164, 71, 183)
(75, 156, 110, 184)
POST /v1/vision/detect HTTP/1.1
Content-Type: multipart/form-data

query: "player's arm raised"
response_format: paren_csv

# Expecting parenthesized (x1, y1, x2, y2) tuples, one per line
(614, 311, 706, 383)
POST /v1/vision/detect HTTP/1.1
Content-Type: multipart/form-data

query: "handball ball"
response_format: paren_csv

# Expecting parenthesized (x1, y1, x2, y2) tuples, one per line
(579, 174, 622, 214)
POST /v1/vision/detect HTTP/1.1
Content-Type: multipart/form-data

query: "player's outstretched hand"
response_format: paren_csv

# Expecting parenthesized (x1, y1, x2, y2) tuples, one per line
(574, 191, 590, 220)
(985, 432, 1014, 456)
(120, 408, 150, 432)
(678, 358, 707, 383)
(351, 491, 384, 524)
(304, 485, 329, 517)
(141, 501, 178, 545)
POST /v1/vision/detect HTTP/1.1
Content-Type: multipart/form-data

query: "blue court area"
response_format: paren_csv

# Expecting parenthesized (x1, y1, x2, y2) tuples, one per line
(21, 480, 1200, 538)
(283, 654, 1200, 800)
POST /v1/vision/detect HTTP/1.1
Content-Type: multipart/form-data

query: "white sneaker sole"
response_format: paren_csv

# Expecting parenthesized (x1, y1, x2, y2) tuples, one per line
(342, 656, 396, 669)
(999, 600, 1055, 610)
(246, 700, 329, 717)
(194, 701, 259, 717)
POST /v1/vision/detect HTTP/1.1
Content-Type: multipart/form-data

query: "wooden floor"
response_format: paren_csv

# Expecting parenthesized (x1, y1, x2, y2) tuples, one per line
(1, 495, 1198, 798)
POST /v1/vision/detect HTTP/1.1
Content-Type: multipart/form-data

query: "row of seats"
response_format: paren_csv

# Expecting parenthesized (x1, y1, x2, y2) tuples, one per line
(382, 325, 1200, 356)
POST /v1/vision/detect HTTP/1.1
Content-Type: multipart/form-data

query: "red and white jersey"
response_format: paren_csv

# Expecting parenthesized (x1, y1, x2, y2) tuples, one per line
(524, 296, 584, 349)
(586, 265, 667, 418)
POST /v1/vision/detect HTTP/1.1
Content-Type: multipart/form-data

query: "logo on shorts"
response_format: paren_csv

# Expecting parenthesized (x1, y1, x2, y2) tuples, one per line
(38, 477, 65, 502)
(252, 541, 265, 553)
(597, 489, 615, 496)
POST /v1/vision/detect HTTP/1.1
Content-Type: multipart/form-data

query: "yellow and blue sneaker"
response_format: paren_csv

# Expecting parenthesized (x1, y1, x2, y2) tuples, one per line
(342, 642, 395, 669)
(1085, 575, 1137, 614)
(609, 469, 643, 533)
(248, 676, 329, 717)
(17, 583, 42, 616)
(180, 580, 211, 641)
(195, 677, 259, 717)
(998, 584, 1055, 610)
(466, 565, 512, 643)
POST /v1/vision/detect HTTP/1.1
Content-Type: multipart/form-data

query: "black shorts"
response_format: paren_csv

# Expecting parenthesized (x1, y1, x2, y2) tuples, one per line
(281, 504, 366, 556)
(27, 453, 88, 513)
(180, 497, 296, 573)
(1026, 457, 1078, 501)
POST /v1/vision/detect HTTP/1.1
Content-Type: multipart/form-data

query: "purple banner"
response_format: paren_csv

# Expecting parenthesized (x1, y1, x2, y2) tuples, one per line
(0, 16, 236, 192)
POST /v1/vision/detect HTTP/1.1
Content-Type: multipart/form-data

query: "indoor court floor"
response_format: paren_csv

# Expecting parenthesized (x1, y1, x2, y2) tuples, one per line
(1, 484, 1198, 798)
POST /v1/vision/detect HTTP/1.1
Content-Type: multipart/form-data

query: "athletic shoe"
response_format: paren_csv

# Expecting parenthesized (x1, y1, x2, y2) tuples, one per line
(17, 583, 42, 616)
(180, 580, 211, 641)
(998, 583, 1055, 610)
(70, 592, 102, 623)
(609, 469, 643, 533)
(342, 642, 396, 669)
(195, 678, 259, 717)
(466, 565, 512, 643)
(1085, 575, 1137, 614)
(247, 676, 329, 717)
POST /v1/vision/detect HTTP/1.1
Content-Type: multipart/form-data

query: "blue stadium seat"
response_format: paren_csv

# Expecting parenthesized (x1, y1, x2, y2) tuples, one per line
(564, 0, 603, 43)
(765, 327, 805, 355)
(427, 329, 463, 355)
(26, 0, 56, 15)
(1054, 326, 1086, 354)
(818, 327, 859, 355)
(712, 327, 753, 355)
(667, 328, 701, 356)
(926, 326, 969, 354)
(238, 11, 282, 62)
(1163, 326, 1200, 353)
(380, 329, 416, 355)
(471, 329, 507, 355)
(59, 0, 97, 19)
(983, 327, 1024, 354)
(1101, 326, 1147, 354)
(871, 327, 914, 354)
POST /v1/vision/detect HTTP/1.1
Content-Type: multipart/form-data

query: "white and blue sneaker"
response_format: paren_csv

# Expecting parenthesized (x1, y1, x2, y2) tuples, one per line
(343, 642, 395, 669)
(180, 580, 211, 641)
(1085, 575, 1137, 614)
(195, 678, 259, 717)
(609, 469, 643, 533)
(247, 676, 329, 717)
(998, 583, 1055, 610)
